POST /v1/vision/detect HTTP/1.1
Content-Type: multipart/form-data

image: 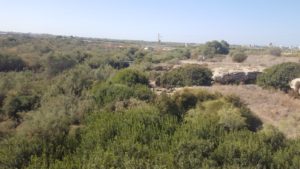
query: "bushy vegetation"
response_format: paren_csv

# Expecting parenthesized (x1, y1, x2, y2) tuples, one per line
(257, 62, 300, 91)
(231, 51, 248, 63)
(0, 53, 26, 72)
(202, 40, 230, 58)
(157, 64, 213, 88)
(46, 54, 77, 76)
(6, 87, 300, 169)
(1, 33, 300, 169)
(111, 68, 148, 86)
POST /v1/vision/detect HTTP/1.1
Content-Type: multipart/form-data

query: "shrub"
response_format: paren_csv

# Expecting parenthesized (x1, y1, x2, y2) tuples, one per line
(107, 59, 130, 69)
(202, 40, 230, 58)
(92, 83, 153, 106)
(269, 48, 282, 57)
(170, 88, 220, 118)
(155, 92, 181, 119)
(232, 52, 248, 63)
(111, 69, 148, 86)
(217, 106, 247, 131)
(157, 64, 213, 88)
(2, 93, 39, 119)
(62, 105, 178, 169)
(92, 83, 134, 106)
(53, 65, 95, 97)
(46, 54, 77, 76)
(212, 131, 273, 168)
(0, 53, 26, 72)
(257, 62, 300, 91)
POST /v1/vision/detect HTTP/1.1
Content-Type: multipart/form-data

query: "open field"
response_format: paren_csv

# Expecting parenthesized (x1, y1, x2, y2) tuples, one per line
(180, 54, 300, 69)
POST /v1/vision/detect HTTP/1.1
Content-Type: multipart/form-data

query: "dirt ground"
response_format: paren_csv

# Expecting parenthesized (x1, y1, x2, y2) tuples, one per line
(172, 85, 300, 138)
(179, 55, 300, 69)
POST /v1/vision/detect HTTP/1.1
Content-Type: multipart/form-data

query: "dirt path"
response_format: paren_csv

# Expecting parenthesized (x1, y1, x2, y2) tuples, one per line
(172, 85, 300, 138)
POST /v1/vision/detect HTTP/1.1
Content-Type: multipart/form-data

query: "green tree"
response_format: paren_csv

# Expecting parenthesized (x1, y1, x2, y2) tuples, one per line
(202, 40, 230, 57)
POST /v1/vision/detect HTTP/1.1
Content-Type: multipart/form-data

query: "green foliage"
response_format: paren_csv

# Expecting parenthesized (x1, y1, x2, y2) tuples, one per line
(111, 68, 148, 86)
(1, 34, 300, 169)
(155, 92, 181, 119)
(56, 105, 178, 169)
(212, 131, 273, 168)
(0, 53, 26, 72)
(93, 83, 134, 106)
(217, 105, 247, 131)
(202, 40, 230, 58)
(2, 93, 39, 119)
(231, 51, 248, 63)
(273, 140, 300, 168)
(107, 58, 130, 69)
(157, 64, 213, 88)
(1, 87, 298, 169)
(92, 83, 153, 107)
(46, 54, 77, 76)
(257, 62, 300, 91)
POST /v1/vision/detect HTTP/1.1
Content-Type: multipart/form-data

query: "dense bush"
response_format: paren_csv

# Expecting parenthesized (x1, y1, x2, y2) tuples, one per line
(92, 83, 153, 107)
(2, 94, 39, 119)
(202, 40, 230, 58)
(231, 51, 248, 63)
(46, 54, 77, 76)
(107, 58, 130, 69)
(0, 53, 26, 72)
(111, 68, 148, 86)
(2, 34, 300, 169)
(157, 64, 213, 88)
(257, 62, 300, 91)
(2, 86, 299, 169)
(269, 47, 282, 57)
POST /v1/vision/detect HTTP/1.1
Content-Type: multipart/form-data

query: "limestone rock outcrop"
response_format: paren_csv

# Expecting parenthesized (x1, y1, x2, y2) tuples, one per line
(290, 78, 300, 94)
(212, 66, 264, 84)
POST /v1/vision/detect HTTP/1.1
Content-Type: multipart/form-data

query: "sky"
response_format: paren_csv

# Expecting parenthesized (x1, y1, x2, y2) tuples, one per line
(0, 0, 299, 46)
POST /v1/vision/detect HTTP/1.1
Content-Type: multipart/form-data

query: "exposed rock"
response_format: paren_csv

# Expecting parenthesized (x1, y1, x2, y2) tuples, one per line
(290, 78, 300, 94)
(212, 66, 264, 84)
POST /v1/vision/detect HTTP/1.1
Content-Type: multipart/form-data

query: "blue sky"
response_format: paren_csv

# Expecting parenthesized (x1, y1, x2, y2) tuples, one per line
(0, 0, 299, 46)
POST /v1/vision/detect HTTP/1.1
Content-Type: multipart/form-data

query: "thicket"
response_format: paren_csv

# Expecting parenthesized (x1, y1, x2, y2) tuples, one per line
(157, 64, 213, 88)
(0, 34, 300, 169)
(231, 51, 248, 63)
(9, 88, 300, 169)
(0, 53, 26, 72)
(202, 40, 230, 58)
(257, 62, 300, 91)
(46, 54, 77, 76)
